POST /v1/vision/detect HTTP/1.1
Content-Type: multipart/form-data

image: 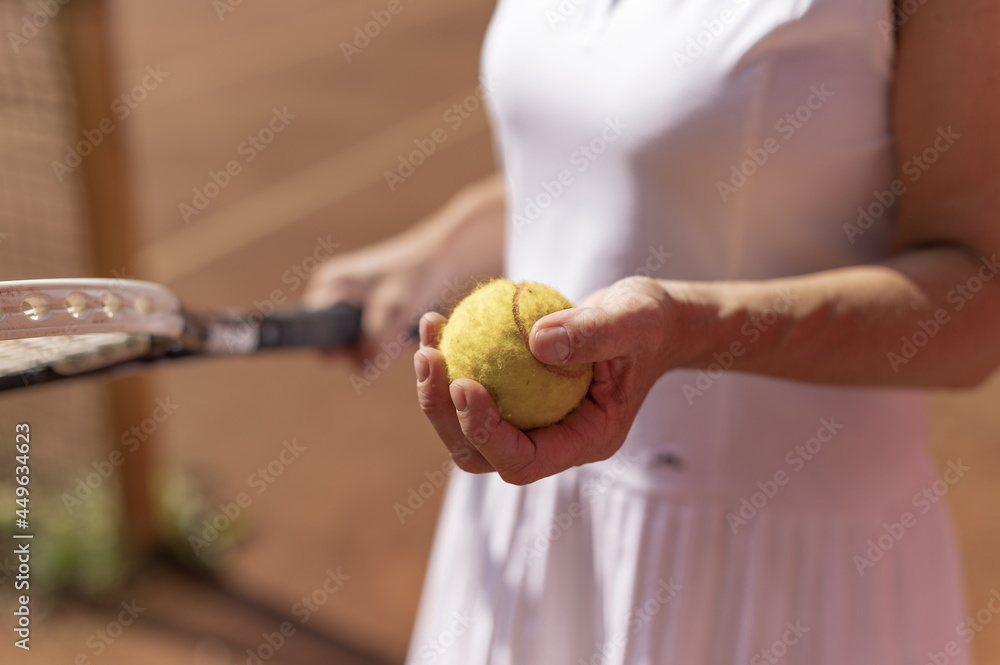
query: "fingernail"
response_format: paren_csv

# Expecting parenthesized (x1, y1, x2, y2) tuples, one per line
(450, 383, 468, 412)
(533, 326, 570, 363)
(418, 315, 429, 346)
(414, 352, 430, 383)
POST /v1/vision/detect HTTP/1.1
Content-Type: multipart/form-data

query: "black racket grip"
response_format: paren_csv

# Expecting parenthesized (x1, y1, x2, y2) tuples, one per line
(256, 303, 363, 350)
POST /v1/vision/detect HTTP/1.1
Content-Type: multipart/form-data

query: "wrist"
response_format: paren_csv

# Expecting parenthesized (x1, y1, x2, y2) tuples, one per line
(655, 279, 737, 372)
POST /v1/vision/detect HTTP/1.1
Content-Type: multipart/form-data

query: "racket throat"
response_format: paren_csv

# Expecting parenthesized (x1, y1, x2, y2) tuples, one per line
(182, 312, 259, 355)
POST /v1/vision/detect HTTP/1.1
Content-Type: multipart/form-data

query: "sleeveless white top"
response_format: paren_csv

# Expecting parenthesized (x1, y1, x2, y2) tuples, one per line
(407, 1, 968, 663)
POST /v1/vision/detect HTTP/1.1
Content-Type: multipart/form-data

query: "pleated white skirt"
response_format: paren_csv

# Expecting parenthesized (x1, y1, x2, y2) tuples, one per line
(406, 455, 969, 665)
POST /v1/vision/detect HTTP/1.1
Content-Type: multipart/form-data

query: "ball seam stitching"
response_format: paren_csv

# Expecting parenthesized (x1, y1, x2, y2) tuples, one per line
(511, 282, 587, 380)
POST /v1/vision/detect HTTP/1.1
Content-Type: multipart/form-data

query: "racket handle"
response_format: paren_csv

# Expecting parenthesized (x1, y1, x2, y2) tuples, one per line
(256, 303, 363, 350)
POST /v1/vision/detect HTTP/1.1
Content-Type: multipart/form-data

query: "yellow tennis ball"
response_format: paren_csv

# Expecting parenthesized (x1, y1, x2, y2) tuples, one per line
(439, 278, 593, 431)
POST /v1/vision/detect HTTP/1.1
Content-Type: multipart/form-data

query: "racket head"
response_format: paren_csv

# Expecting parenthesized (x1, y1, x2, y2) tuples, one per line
(0, 278, 363, 391)
(0, 279, 185, 386)
(0, 278, 184, 340)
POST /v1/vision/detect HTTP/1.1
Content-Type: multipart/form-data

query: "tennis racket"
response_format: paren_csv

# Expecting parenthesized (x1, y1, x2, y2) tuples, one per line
(0, 278, 363, 392)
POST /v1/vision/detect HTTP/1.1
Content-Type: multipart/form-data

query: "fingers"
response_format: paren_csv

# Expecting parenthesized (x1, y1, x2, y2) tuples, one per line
(303, 272, 372, 366)
(419, 310, 534, 477)
(451, 376, 624, 485)
(418, 311, 447, 348)
(449, 379, 537, 481)
(415, 310, 570, 481)
(367, 278, 420, 344)
(529, 277, 669, 366)
(307, 271, 424, 365)
(301, 267, 366, 311)
(415, 313, 635, 484)
(415, 314, 492, 473)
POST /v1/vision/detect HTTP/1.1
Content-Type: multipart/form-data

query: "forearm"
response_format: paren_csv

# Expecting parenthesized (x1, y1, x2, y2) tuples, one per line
(668, 245, 1000, 388)
(396, 173, 505, 285)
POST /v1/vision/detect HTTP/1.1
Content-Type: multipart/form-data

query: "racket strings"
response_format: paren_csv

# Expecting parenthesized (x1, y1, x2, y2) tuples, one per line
(0, 333, 151, 378)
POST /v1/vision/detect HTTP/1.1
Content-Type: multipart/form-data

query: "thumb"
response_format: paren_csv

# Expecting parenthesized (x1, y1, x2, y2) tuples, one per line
(530, 304, 657, 365)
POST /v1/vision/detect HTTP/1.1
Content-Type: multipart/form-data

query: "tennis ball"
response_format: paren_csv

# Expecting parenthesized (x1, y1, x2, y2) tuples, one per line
(439, 279, 593, 431)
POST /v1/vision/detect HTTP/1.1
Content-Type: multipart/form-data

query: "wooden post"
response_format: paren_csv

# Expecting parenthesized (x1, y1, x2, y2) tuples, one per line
(60, 0, 160, 556)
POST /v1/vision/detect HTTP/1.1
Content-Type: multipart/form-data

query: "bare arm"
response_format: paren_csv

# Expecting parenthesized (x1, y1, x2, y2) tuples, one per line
(416, 0, 1000, 484)
(663, 250, 999, 388)
(646, 0, 1000, 388)
(305, 174, 505, 353)
(414, 173, 506, 291)
(534, 0, 1000, 389)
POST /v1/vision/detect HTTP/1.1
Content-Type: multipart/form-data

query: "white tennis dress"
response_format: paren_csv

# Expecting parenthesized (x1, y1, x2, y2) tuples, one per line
(407, 0, 969, 663)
